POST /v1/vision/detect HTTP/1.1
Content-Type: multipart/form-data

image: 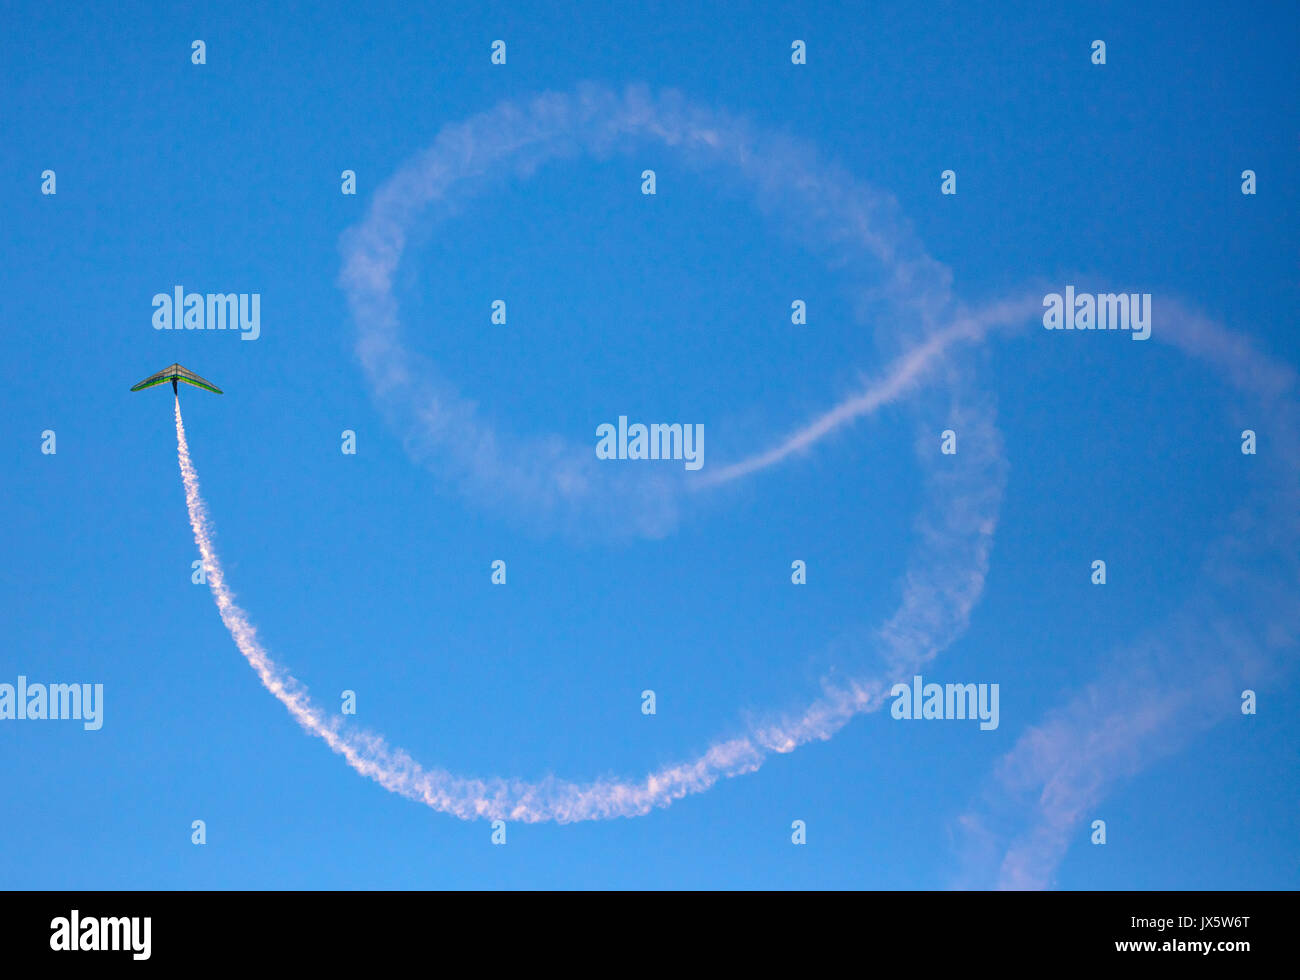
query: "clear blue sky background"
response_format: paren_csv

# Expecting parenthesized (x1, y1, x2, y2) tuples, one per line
(2, 1, 1297, 889)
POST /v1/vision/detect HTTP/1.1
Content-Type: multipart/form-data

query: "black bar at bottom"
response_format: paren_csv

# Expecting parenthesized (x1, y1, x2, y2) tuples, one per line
(0, 890, 1280, 967)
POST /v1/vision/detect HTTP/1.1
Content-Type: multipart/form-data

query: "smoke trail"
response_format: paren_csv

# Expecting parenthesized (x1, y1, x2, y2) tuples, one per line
(173, 84, 1297, 879)
(174, 349, 1001, 821)
(698, 296, 1038, 488)
(175, 398, 388, 783)
(149, 82, 1008, 823)
(953, 303, 1300, 888)
(339, 84, 968, 539)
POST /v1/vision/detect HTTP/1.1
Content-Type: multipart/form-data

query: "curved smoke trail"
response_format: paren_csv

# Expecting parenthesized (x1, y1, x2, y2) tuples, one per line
(954, 302, 1300, 889)
(177, 85, 1296, 882)
(174, 339, 1002, 821)
(166, 83, 1015, 824)
(338, 83, 996, 538)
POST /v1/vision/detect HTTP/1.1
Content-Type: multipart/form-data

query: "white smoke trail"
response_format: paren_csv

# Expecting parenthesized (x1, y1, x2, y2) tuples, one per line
(339, 84, 970, 538)
(699, 296, 1038, 488)
(171, 83, 1297, 883)
(154, 83, 1003, 823)
(174, 357, 1001, 821)
(953, 303, 1300, 888)
(181, 81, 1297, 871)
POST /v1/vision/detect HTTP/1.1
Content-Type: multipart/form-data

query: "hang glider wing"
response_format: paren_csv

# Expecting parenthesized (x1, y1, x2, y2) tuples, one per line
(130, 363, 224, 394)
(128, 370, 173, 392)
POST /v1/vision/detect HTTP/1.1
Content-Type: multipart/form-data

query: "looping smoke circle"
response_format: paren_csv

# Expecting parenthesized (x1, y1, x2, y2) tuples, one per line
(330, 84, 1008, 821)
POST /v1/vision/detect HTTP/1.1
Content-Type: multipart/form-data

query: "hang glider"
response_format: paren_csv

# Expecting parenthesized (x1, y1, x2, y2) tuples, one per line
(130, 363, 224, 395)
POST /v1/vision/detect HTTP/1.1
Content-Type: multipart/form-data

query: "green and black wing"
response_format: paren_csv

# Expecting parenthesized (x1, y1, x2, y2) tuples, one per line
(130, 363, 223, 394)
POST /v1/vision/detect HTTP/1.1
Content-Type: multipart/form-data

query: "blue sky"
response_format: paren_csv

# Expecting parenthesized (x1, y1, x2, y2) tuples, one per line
(2, 1, 1297, 889)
